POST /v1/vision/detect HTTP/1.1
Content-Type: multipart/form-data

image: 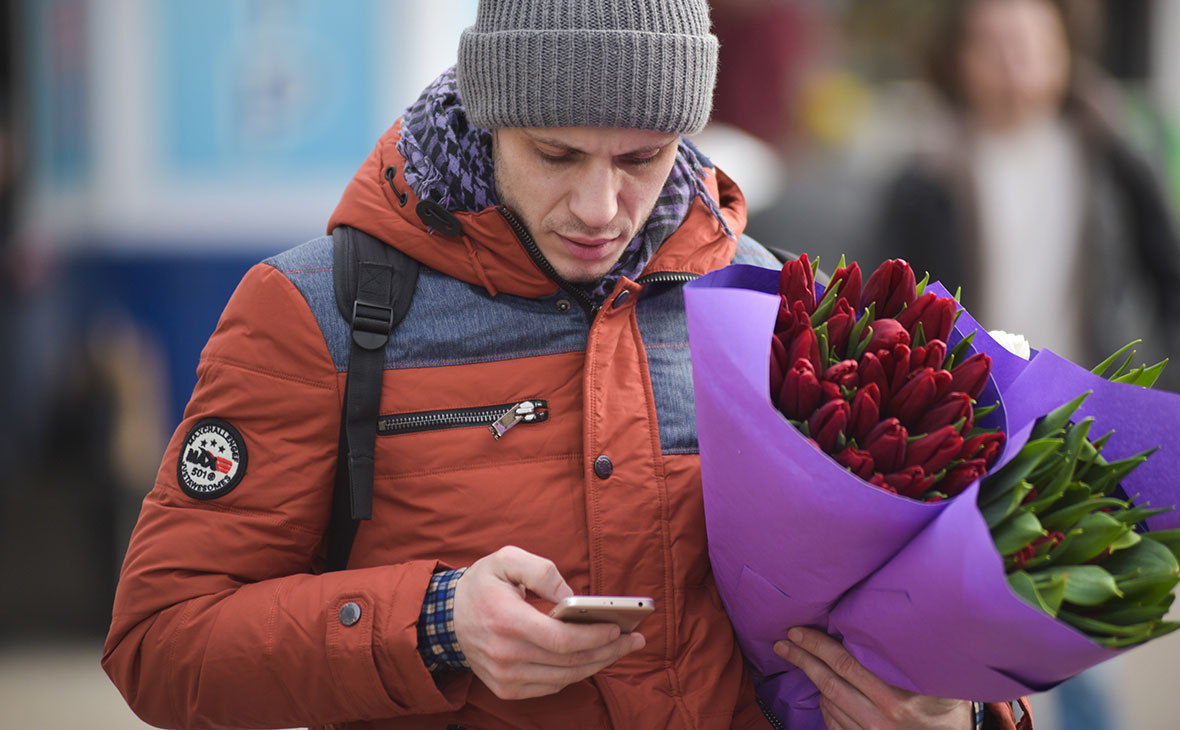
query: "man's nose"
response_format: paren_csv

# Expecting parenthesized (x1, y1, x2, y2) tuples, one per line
(568, 164, 620, 230)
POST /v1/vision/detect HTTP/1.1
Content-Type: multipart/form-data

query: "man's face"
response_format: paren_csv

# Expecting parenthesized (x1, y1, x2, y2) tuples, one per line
(493, 126, 680, 284)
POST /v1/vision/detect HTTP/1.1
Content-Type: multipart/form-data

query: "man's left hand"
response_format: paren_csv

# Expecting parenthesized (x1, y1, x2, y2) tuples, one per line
(774, 627, 971, 730)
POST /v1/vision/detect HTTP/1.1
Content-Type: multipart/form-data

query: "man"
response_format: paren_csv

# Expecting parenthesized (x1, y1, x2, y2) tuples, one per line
(103, 2, 980, 728)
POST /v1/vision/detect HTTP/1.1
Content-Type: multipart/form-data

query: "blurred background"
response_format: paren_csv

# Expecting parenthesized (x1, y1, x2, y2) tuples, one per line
(1, 1, 1178, 728)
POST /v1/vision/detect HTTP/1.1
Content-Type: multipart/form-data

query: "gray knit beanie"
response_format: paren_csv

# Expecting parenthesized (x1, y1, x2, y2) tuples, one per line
(456, 0, 718, 134)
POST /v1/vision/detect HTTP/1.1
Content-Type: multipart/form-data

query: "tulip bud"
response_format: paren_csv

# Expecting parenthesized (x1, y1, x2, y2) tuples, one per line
(950, 352, 992, 400)
(824, 359, 860, 388)
(834, 446, 874, 480)
(861, 258, 917, 319)
(849, 383, 881, 443)
(808, 398, 851, 453)
(869, 473, 898, 494)
(889, 367, 941, 427)
(915, 391, 973, 435)
(821, 380, 843, 403)
(882, 465, 937, 499)
(785, 323, 822, 375)
(859, 352, 891, 404)
(911, 340, 947, 371)
(960, 432, 1006, 466)
(942, 458, 988, 496)
(770, 335, 788, 400)
(905, 425, 964, 476)
(863, 417, 907, 473)
(829, 261, 863, 313)
(896, 292, 958, 344)
(865, 318, 911, 356)
(779, 254, 816, 315)
(779, 357, 822, 421)
(825, 298, 857, 358)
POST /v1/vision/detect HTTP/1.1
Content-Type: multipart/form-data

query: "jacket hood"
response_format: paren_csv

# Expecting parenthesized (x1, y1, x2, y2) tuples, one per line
(327, 121, 748, 299)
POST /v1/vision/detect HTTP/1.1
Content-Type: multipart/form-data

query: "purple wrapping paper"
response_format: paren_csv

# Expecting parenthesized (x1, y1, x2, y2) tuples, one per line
(684, 266, 1019, 728)
(685, 265, 1180, 725)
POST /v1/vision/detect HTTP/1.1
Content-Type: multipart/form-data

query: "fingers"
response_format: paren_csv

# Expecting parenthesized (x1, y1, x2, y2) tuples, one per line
(452, 546, 647, 701)
(779, 627, 893, 707)
(774, 632, 878, 724)
(821, 695, 863, 730)
(491, 545, 573, 603)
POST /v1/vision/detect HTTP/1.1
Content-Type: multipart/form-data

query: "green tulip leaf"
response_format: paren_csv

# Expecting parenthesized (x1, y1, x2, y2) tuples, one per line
(983, 481, 1036, 529)
(1008, 570, 1064, 616)
(1049, 512, 1132, 565)
(1091, 341, 1142, 378)
(1040, 497, 1129, 533)
(944, 331, 976, 371)
(1033, 566, 1122, 606)
(980, 439, 1063, 506)
(1030, 393, 1091, 440)
(993, 510, 1046, 556)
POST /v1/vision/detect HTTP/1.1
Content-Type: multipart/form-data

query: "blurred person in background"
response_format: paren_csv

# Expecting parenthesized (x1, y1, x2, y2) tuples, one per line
(875, 0, 1180, 392)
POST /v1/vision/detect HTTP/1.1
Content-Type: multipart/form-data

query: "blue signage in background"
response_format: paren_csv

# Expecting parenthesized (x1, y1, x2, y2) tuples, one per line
(158, 0, 380, 179)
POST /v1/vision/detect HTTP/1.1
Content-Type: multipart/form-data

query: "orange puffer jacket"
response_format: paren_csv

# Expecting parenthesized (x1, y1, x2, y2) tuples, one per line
(103, 121, 783, 729)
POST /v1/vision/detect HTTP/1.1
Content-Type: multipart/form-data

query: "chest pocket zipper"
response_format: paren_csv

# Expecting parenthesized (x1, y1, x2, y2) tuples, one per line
(377, 400, 549, 439)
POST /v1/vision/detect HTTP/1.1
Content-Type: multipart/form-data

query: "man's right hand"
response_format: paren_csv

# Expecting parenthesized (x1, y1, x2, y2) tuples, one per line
(452, 545, 645, 700)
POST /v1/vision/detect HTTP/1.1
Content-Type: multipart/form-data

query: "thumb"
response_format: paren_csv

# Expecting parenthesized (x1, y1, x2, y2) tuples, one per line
(493, 546, 574, 603)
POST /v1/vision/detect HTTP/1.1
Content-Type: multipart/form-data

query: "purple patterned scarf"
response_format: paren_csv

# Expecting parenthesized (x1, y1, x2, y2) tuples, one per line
(397, 68, 733, 303)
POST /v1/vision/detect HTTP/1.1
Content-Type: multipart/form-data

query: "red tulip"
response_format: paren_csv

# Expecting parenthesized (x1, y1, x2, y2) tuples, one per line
(859, 351, 891, 404)
(865, 318, 911, 356)
(834, 446, 874, 480)
(870, 473, 898, 494)
(785, 323, 822, 374)
(863, 417, 907, 473)
(896, 292, 958, 343)
(861, 258, 917, 319)
(829, 261, 863, 312)
(942, 458, 988, 496)
(808, 398, 850, 453)
(950, 353, 992, 400)
(849, 383, 881, 443)
(911, 340, 947, 371)
(905, 425, 964, 475)
(770, 335, 788, 400)
(825, 298, 857, 358)
(914, 391, 973, 435)
(889, 367, 946, 427)
(776, 299, 812, 341)
(961, 432, 1006, 466)
(779, 357, 822, 420)
(882, 466, 937, 499)
(821, 380, 843, 403)
(824, 359, 859, 388)
(779, 254, 816, 315)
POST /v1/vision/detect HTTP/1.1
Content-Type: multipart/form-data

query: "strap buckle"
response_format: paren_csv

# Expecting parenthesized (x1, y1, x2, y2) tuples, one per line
(351, 300, 394, 350)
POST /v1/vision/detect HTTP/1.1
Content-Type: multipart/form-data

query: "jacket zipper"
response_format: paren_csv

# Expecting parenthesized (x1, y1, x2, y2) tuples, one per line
(378, 400, 549, 439)
(498, 205, 600, 319)
(635, 271, 700, 286)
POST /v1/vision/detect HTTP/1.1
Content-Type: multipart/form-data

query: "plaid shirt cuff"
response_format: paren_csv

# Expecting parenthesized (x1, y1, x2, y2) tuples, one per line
(417, 567, 471, 675)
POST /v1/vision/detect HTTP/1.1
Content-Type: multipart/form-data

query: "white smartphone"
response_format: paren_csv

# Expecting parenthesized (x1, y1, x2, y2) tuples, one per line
(549, 595, 655, 633)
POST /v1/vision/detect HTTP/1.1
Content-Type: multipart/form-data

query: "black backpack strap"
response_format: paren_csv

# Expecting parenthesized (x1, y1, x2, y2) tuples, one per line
(324, 225, 419, 572)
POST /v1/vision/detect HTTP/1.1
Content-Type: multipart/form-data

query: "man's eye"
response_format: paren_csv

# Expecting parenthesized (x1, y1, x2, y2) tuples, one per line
(538, 150, 573, 165)
(622, 153, 661, 167)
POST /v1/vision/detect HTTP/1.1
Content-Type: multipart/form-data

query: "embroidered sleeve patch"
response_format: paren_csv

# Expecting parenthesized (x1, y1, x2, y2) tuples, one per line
(177, 418, 248, 500)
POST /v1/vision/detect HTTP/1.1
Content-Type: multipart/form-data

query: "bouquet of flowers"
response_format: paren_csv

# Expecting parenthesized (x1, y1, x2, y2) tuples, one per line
(684, 257, 1180, 729)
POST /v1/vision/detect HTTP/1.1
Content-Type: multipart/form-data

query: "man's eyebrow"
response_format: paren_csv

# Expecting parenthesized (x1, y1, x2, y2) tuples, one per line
(523, 132, 672, 157)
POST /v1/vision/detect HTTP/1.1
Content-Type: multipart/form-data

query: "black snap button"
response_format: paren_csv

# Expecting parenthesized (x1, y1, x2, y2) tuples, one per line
(556, 299, 572, 313)
(612, 290, 631, 308)
(593, 455, 613, 479)
(339, 601, 362, 627)
(416, 200, 463, 237)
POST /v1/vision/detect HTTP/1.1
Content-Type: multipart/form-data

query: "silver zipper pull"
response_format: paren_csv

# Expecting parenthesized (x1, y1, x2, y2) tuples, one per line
(489, 400, 546, 440)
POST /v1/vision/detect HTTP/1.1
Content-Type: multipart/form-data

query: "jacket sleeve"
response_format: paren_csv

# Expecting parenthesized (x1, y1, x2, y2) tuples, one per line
(102, 263, 471, 729)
